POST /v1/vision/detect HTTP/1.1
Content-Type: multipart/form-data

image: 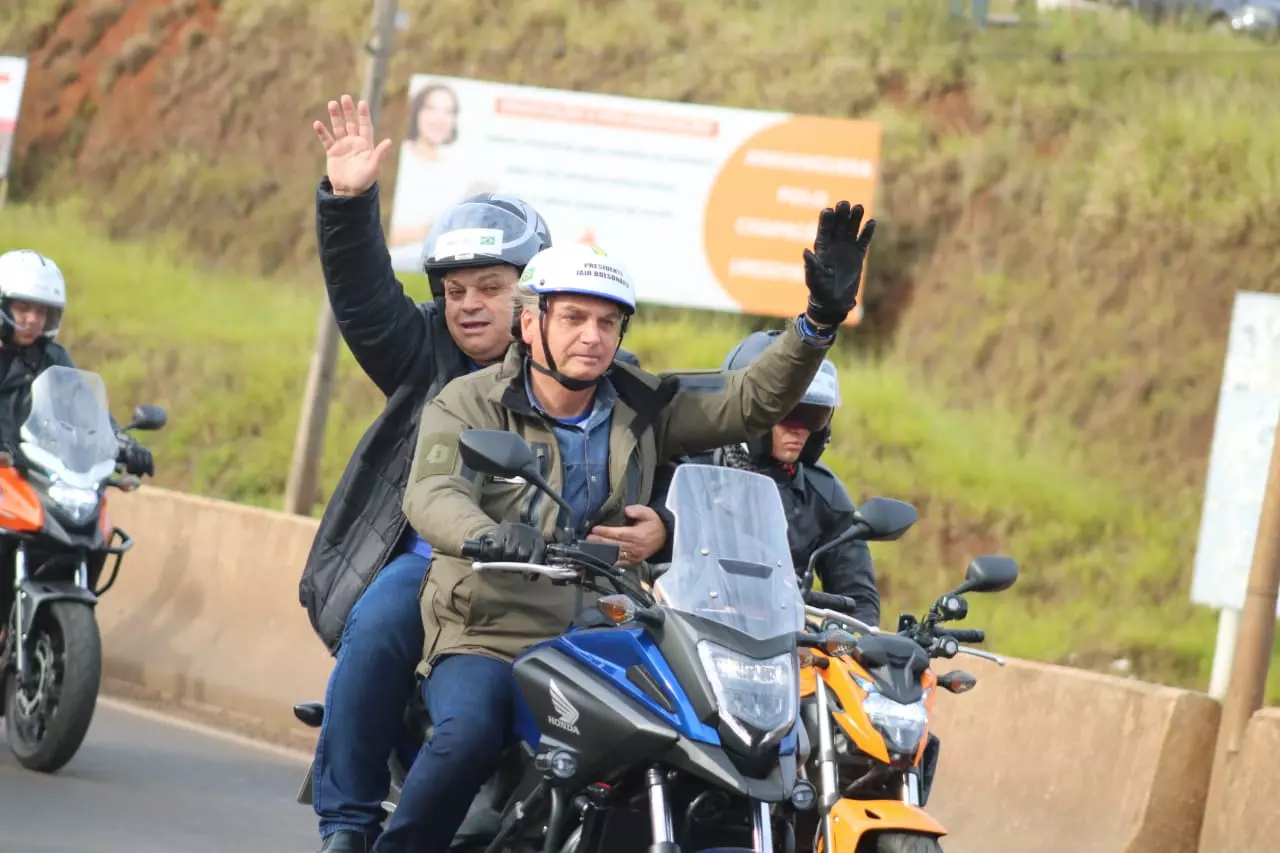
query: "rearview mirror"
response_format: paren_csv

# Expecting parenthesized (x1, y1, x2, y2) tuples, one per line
(126, 404, 167, 432)
(853, 497, 918, 542)
(457, 429, 575, 534)
(458, 429, 539, 480)
(954, 555, 1018, 595)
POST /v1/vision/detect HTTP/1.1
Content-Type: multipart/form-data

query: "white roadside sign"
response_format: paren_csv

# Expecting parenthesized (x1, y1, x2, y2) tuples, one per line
(0, 55, 29, 181)
(1191, 290, 1280, 616)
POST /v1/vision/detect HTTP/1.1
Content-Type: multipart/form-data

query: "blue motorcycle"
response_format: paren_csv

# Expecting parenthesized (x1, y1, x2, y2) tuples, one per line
(295, 428, 883, 853)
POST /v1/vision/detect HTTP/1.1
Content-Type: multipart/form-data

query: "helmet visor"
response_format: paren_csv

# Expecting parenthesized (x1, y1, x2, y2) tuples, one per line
(779, 403, 832, 433)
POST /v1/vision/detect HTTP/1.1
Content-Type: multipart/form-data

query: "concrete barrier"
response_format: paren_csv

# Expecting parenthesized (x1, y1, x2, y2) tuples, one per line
(89, 486, 1224, 847)
(927, 657, 1219, 853)
(1197, 707, 1280, 853)
(93, 486, 332, 750)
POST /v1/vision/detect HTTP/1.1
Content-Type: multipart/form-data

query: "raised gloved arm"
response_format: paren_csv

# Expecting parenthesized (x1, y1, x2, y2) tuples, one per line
(803, 201, 875, 329)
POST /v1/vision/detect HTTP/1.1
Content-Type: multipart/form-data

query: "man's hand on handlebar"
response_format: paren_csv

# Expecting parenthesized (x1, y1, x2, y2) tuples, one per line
(465, 522, 546, 564)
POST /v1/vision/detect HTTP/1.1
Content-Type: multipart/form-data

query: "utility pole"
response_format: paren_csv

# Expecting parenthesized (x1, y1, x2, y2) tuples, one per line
(1199, 414, 1280, 851)
(283, 0, 399, 516)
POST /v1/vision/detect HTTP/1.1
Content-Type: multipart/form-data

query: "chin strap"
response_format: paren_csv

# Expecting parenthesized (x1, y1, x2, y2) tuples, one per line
(528, 294, 630, 392)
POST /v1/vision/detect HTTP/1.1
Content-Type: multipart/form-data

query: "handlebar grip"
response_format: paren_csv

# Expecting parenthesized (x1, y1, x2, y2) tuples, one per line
(947, 629, 985, 644)
(461, 539, 484, 560)
(804, 591, 859, 614)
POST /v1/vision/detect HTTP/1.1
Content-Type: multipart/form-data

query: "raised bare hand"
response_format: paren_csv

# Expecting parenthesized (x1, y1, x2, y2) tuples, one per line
(312, 93, 393, 197)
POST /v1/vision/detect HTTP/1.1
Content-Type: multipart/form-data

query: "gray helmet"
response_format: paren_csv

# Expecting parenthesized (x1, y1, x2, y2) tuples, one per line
(723, 330, 841, 465)
(420, 193, 552, 302)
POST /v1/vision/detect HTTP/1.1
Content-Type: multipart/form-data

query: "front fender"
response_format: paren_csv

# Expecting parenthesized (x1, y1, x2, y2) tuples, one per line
(18, 578, 97, 645)
(821, 798, 947, 851)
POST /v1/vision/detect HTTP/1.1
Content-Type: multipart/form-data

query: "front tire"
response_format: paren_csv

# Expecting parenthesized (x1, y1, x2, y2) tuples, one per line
(868, 832, 944, 853)
(4, 601, 102, 773)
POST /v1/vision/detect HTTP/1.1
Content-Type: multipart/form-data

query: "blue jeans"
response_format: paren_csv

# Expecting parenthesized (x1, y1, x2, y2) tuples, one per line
(313, 553, 431, 840)
(373, 654, 518, 853)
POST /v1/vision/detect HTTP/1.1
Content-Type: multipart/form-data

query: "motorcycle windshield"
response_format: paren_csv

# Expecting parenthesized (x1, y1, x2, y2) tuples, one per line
(20, 366, 118, 477)
(654, 463, 804, 641)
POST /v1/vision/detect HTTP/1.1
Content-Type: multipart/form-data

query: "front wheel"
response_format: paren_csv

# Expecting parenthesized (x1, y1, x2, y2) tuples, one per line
(4, 601, 102, 773)
(867, 832, 944, 853)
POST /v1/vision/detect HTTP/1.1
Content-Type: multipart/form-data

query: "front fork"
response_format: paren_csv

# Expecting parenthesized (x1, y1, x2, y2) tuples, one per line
(814, 679, 839, 853)
(902, 771, 921, 807)
(9, 546, 90, 683)
(9, 545, 29, 680)
(646, 766, 774, 853)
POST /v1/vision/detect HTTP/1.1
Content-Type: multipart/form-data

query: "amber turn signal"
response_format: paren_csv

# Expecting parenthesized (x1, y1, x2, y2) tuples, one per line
(113, 475, 141, 492)
(597, 594, 637, 624)
(824, 629, 858, 657)
(937, 670, 978, 694)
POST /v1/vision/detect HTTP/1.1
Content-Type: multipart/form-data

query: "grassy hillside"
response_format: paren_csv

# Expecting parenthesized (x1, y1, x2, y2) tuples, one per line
(4, 1, 1280, 694)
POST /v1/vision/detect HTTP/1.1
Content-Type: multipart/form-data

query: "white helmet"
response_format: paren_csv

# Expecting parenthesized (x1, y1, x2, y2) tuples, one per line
(518, 243, 637, 314)
(0, 250, 66, 342)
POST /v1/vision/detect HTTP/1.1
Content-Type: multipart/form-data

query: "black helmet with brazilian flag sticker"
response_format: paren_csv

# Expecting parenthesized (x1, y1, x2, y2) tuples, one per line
(420, 192, 553, 303)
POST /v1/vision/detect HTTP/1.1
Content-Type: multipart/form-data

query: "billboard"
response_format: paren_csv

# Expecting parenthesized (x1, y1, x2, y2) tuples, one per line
(386, 75, 882, 324)
(0, 55, 28, 181)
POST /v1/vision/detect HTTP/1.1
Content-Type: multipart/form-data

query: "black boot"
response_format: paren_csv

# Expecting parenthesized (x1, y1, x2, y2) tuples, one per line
(319, 830, 374, 853)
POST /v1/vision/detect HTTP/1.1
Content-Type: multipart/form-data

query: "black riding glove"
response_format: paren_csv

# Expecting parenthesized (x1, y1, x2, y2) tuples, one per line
(803, 201, 877, 328)
(475, 522, 546, 564)
(117, 435, 155, 477)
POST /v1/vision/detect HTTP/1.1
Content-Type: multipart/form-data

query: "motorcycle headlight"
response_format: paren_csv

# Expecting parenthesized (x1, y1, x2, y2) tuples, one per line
(48, 481, 100, 526)
(862, 693, 928, 755)
(697, 641, 797, 747)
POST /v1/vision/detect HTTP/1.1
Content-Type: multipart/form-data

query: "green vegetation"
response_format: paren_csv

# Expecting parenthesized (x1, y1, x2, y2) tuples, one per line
(5, 0, 1280, 694)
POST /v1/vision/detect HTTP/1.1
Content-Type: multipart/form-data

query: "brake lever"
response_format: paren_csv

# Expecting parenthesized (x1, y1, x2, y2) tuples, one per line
(958, 646, 1006, 666)
(804, 605, 878, 634)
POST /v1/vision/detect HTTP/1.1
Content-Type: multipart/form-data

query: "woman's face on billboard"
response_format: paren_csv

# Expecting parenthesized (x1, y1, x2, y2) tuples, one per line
(416, 88, 457, 145)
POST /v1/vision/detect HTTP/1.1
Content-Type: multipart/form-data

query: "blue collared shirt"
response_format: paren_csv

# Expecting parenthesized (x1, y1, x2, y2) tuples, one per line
(525, 365, 617, 536)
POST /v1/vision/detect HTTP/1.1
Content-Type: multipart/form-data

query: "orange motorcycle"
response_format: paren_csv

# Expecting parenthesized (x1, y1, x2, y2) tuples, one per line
(791, 497, 1018, 853)
(0, 366, 165, 772)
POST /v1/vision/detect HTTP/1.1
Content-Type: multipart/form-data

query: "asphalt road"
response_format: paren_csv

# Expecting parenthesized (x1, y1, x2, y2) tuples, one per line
(0, 697, 319, 853)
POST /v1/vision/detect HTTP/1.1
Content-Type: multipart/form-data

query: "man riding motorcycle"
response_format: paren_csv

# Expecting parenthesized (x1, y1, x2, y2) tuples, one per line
(0, 249, 155, 647)
(650, 334, 880, 626)
(382, 199, 875, 853)
(0, 250, 154, 476)
(301, 95, 665, 853)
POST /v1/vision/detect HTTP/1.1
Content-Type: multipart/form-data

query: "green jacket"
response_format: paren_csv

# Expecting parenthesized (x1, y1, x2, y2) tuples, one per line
(403, 319, 832, 674)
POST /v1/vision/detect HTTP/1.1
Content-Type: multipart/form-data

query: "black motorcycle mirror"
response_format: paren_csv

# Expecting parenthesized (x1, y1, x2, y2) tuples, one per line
(853, 497, 917, 542)
(457, 429, 575, 534)
(800, 497, 918, 591)
(800, 527, 856, 591)
(951, 555, 1019, 596)
(125, 404, 167, 431)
